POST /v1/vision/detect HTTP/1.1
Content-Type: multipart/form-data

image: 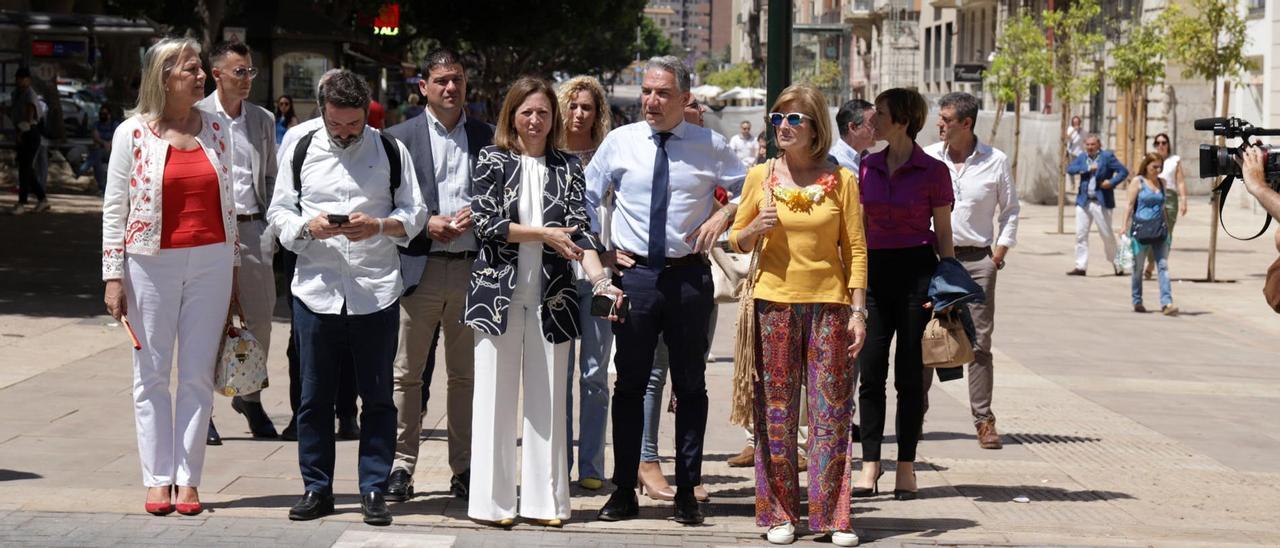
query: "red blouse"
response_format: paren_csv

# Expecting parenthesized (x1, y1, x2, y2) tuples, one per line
(160, 146, 226, 249)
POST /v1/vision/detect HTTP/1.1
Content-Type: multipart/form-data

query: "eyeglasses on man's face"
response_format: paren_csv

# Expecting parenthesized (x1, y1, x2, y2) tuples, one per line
(226, 66, 259, 80)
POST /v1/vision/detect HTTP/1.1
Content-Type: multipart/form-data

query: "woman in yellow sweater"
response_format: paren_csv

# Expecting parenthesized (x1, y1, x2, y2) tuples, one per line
(730, 85, 868, 546)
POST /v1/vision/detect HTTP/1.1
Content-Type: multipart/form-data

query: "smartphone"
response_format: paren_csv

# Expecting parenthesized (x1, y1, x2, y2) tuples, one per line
(327, 214, 350, 226)
(590, 294, 629, 318)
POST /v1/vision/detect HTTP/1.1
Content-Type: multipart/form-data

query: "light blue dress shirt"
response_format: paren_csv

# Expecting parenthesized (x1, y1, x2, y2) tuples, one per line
(829, 137, 861, 174)
(585, 121, 746, 258)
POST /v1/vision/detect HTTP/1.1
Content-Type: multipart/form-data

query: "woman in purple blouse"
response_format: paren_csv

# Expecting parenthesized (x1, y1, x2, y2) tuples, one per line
(852, 88, 955, 501)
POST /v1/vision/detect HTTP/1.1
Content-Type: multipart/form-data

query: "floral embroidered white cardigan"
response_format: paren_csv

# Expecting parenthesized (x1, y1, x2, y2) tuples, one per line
(101, 111, 240, 280)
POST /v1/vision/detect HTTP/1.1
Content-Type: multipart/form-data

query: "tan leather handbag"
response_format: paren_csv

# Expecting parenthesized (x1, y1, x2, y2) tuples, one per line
(1265, 257, 1280, 313)
(922, 311, 975, 368)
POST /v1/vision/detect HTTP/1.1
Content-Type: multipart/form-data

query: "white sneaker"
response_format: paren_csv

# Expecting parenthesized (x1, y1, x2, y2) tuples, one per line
(11, 204, 25, 216)
(766, 522, 796, 544)
(832, 530, 860, 547)
(34, 200, 50, 213)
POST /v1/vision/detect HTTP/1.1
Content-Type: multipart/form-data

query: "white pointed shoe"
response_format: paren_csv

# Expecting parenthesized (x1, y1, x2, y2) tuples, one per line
(766, 522, 796, 544)
(832, 530, 860, 546)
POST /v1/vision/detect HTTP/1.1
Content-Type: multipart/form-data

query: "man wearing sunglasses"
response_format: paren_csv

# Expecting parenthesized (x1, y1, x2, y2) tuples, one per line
(586, 55, 746, 526)
(198, 40, 280, 441)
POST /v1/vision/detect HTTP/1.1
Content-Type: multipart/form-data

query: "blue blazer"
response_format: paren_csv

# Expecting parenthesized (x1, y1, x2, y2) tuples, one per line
(1067, 150, 1129, 209)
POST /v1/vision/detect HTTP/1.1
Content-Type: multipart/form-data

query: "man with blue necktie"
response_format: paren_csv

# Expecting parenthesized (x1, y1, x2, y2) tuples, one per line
(586, 56, 746, 525)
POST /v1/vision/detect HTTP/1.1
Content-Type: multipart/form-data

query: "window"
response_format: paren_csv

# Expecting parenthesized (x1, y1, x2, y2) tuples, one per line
(924, 29, 933, 82)
(1249, 0, 1265, 18)
(934, 26, 943, 75)
(945, 22, 953, 76)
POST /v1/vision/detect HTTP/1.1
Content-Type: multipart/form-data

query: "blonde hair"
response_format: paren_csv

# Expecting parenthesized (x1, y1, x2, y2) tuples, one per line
(556, 76, 612, 150)
(129, 37, 202, 120)
(770, 85, 833, 164)
(494, 77, 562, 155)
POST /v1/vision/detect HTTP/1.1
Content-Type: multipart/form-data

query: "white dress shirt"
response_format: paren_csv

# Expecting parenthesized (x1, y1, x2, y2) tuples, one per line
(210, 92, 259, 215)
(424, 108, 478, 252)
(512, 154, 547, 305)
(585, 121, 746, 259)
(728, 132, 757, 169)
(924, 139, 1020, 249)
(267, 125, 427, 315)
(829, 138, 861, 174)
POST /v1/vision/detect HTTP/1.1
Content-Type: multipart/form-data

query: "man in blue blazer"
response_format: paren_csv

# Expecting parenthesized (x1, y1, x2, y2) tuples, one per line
(1066, 134, 1129, 276)
(383, 49, 494, 504)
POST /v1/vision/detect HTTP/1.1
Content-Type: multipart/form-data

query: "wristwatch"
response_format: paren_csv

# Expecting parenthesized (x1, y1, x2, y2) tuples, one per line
(299, 223, 314, 241)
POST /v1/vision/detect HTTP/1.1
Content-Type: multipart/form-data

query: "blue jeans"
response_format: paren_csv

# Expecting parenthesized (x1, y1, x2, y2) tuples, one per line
(565, 279, 612, 481)
(294, 298, 399, 496)
(641, 307, 717, 462)
(1131, 239, 1172, 307)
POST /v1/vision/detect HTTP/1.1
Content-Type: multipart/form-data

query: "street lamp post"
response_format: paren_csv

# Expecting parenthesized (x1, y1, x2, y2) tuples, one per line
(766, 0, 793, 156)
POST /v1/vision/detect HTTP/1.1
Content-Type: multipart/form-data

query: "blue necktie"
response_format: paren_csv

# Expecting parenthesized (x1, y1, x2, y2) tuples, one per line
(649, 131, 673, 269)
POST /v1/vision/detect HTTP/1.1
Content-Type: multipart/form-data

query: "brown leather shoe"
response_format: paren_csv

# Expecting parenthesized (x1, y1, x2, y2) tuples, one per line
(976, 419, 1003, 449)
(726, 445, 754, 467)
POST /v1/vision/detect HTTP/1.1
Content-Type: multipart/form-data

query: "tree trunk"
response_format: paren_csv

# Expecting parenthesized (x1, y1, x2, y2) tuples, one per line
(1207, 79, 1231, 282)
(1012, 92, 1022, 184)
(989, 100, 1005, 143)
(1057, 98, 1071, 233)
(195, 0, 228, 53)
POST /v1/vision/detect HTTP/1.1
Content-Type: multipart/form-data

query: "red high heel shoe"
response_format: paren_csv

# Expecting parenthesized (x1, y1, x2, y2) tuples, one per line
(175, 487, 203, 516)
(144, 487, 173, 516)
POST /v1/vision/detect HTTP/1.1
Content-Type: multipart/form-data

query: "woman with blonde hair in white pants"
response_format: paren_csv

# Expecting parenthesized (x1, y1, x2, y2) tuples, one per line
(102, 37, 239, 516)
(464, 77, 621, 527)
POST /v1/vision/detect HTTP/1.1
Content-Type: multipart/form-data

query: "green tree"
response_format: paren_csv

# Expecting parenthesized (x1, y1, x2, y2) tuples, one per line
(1109, 20, 1167, 171)
(409, 0, 650, 117)
(1043, 0, 1105, 233)
(985, 12, 1050, 181)
(637, 15, 673, 59)
(1163, 0, 1253, 281)
(706, 63, 763, 89)
(797, 58, 843, 95)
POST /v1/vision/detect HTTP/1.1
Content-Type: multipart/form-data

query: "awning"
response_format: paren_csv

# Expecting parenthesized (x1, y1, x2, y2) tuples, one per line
(0, 10, 159, 37)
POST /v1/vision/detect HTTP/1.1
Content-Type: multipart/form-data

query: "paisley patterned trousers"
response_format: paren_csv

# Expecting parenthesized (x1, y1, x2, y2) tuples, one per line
(752, 301, 855, 531)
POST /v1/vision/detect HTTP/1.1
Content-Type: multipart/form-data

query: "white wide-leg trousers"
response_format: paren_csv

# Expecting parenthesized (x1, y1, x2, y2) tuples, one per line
(125, 242, 233, 487)
(469, 303, 571, 521)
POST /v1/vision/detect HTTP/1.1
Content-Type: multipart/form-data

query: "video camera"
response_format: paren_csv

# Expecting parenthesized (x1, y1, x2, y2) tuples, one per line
(1197, 117, 1280, 191)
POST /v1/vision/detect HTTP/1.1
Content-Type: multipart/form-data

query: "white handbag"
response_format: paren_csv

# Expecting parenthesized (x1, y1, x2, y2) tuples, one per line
(213, 306, 268, 397)
(710, 245, 750, 303)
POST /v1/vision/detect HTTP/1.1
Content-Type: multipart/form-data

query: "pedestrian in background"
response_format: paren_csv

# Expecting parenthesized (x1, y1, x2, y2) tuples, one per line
(268, 69, 425, 526)
(829, 99, 875, 174)
(730, 84, 866, 547)
(1147, 133, 1187, 280)
(1121, 153, 1177, 316)
(557, 75, 614, 492)
(922, 92, 1020, 450)
(9, 67, 49, 214)
(464, 76, 618, 527)
(88, 106, 120, 194)
(729, 120, 759, 170)
(275, 94, 298, 144)
(197, 40, 280, 441)
(101, 37, 239, 517)
(1066, 135, 1129, 276)
(854, 87, 955, 501)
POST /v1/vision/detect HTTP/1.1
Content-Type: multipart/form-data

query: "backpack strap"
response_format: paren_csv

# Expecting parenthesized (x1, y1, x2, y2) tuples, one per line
(291, 130, 319, 213)
(379, 133, 401, 193)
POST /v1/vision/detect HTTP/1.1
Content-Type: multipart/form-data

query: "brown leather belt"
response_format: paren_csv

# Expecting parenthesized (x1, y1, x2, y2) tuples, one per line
(236, 213, 264, 222)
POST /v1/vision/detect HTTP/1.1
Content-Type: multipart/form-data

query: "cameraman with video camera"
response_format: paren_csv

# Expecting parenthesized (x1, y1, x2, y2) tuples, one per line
(1241, 147, 1280, 251)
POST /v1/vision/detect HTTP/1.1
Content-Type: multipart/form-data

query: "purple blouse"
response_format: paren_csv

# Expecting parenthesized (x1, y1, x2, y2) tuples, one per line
(858, 143, 954, 250)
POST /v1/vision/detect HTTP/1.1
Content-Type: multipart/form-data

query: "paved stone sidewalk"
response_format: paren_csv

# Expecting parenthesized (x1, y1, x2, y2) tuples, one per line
(1, 191, 1279, 547)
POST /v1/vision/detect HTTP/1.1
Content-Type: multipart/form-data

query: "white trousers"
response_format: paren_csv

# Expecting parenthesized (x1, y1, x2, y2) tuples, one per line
(1075, 202, 1118, 271)
(125, 242, 234, 487)
(469, 303, 571, 521)
(234, 219, 276, 401)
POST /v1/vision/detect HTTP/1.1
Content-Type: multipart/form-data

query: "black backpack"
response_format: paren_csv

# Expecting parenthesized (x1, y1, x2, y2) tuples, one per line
(290, 129, 401, 212)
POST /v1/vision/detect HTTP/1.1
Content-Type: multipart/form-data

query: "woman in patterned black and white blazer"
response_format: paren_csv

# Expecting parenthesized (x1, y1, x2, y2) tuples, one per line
(463, 76, 622, 527)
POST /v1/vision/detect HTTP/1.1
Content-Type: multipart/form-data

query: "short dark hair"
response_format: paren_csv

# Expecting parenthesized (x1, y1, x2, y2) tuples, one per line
(209, 40, 251, 66)
(874, 88, 929, 140)
(836, 99, 874, 136)
(423, 48, 464, 75)
(318, 69, 371, 111)
(938, 92, 980, 130)
(14, 67, 31, 79)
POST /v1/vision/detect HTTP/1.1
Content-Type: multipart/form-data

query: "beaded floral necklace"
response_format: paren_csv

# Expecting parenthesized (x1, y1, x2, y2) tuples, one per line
(768, 169, 838, 213)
